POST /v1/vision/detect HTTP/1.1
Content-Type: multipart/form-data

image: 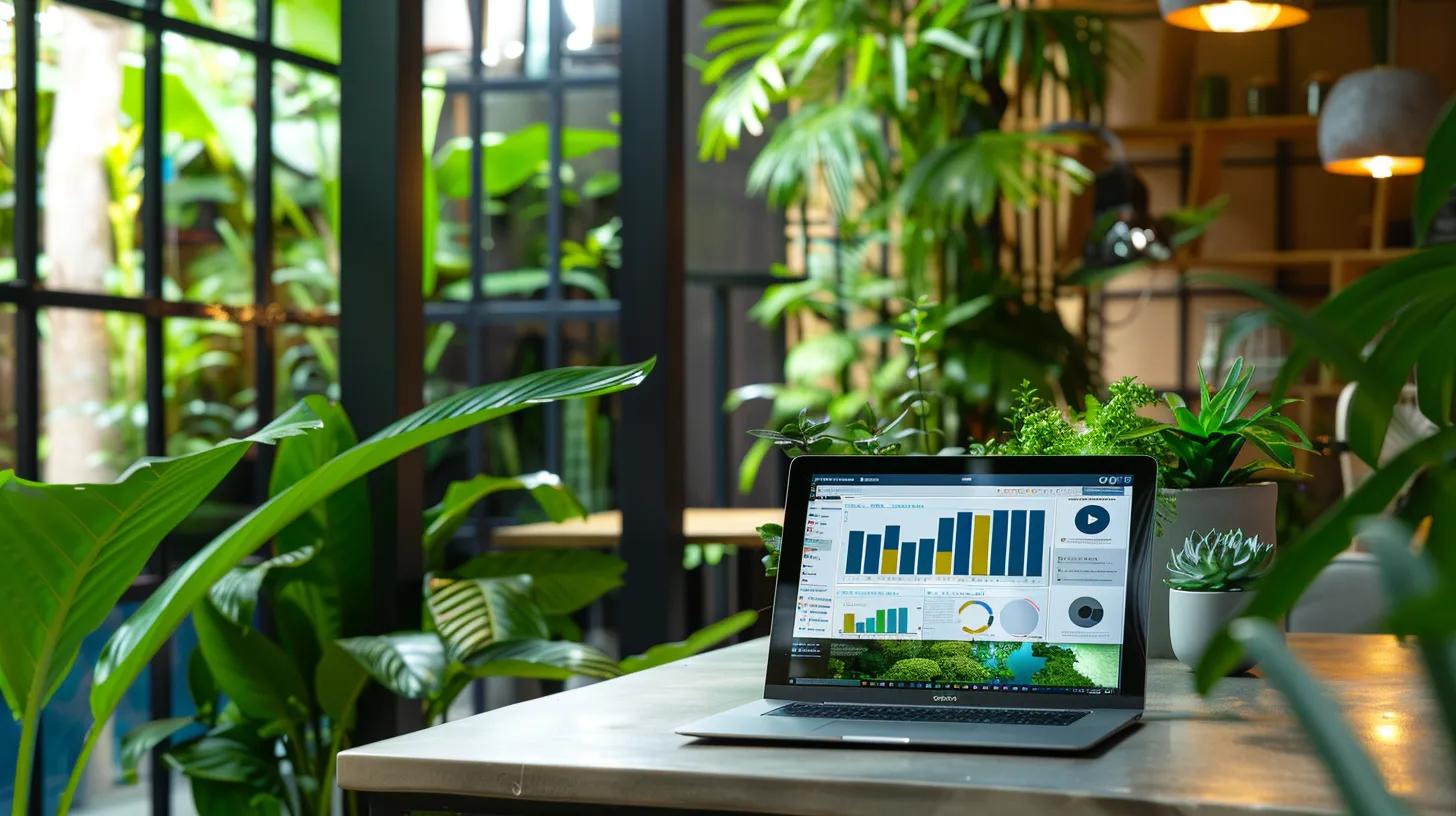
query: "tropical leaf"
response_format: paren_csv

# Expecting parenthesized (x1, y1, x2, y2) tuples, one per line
(425, 575, 549, 664)
(192, 599, 311, 725)
(1414, 102, 1456, 245)
(453, 550, 625, 615)
(207, 545, 318, 627)
(163, 724, 282, 788)
(120, 717, 193, 785)
(423, 472, 588, 572)
(466, 638, 622, 681)
(0, 403, 317, 721)
(336, 633, 447, 700)
(78, 361, 652, 813)
(1195, 428, 1456, 688)
(619, 610, 759, 673)
(1229, 619, 1412, 816)
(314, 640, 370, 728)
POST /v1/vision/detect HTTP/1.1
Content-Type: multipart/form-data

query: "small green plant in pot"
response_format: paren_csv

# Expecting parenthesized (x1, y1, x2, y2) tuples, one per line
(1165, 529, 1274, 673)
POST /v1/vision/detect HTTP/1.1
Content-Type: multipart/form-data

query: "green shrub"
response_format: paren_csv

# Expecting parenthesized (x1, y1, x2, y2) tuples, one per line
(926, 641, 972, 659)
(878, 640, 923, 663)
(827, 657, 845, 679)
(884, 658, 942, 682)
(935, 655, 992, 682)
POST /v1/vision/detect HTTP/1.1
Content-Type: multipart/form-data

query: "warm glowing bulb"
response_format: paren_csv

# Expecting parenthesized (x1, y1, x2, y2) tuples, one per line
(1362, 155, 1395, 179)
(1198, 1, 1283, 32)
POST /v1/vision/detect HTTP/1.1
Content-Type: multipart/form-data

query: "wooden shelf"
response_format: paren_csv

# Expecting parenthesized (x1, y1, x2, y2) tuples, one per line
(490, 507, 780, 550)
(1190, 248, 1409, 269)
(1114, 115, 1318, 147)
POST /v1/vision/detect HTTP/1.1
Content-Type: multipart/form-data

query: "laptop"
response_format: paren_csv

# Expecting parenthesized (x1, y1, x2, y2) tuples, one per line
(678, 454, 1158, 751)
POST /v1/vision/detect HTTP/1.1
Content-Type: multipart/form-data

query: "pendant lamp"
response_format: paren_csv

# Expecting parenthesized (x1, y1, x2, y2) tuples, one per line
(1158, 0, 1311, 33)
(1317, 0, 1449, 178)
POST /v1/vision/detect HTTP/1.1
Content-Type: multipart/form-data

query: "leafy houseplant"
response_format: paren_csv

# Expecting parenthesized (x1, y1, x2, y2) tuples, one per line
(1164, 530, 1273, 672)
(1182, 103, 1456, 816)
(698, 0, 1129, 492)
(0, 361, 654, 816)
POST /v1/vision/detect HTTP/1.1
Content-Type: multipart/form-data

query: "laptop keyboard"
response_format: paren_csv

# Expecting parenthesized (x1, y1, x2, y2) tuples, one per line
(767, 702, 1087, 726)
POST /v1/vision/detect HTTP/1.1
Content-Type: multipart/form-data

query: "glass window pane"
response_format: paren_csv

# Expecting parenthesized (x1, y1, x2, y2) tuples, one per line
(165, 317, 254, 456)
(427, 89, 475, 302)
(39, 308, 146, 482)
(163, 0, 256, 38)
(561, 0, 618, 77)
(273, 64, 340, 313)
(276, 323, 337, 414)
(0, 305, 14, 472)
(564, 88, 618, 298)
(424, 0, 474, 81)
(37, 7, 145, 295)
(163, 36, 256, 306)
(479, 91, 551, 301)
(273, 0, 340, 64)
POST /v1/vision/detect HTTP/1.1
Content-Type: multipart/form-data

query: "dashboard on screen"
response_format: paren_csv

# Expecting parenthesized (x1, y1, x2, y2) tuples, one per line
(783, 472, 1135, 696)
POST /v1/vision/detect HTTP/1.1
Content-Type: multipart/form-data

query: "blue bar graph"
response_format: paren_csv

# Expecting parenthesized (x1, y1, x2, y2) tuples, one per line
(888, 608, 898, 632)
(953, 512, 972, 573)
(1009, 510, 1027, 577)
(898, 538, 917, 574)
(1026, 511, 1045, 576)
(917, 537, 935, 574)
(991, 510, 1009, 576)
(863, 533, 881, 574)
(842, 509, 1048, 577)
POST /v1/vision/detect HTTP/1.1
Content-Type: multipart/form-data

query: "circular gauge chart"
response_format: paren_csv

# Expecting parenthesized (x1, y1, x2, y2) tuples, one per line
(958, 599, 995, 635)
(1069, 596, 1105, 629)
(1000, 598, 1041, 637)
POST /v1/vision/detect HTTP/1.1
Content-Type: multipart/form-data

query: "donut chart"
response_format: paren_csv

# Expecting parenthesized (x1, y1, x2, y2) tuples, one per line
(1069, 596, 1105, 628)
(959, 599, 994, 634)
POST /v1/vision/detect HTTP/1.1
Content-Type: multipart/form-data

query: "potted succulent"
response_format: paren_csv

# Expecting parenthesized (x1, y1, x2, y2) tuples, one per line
(1165, 528, 1275, 673)
(1145, 358, 1312, 657)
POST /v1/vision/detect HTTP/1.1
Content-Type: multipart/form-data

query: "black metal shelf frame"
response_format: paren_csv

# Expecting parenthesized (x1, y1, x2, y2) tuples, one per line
(1, 1, 339, 813)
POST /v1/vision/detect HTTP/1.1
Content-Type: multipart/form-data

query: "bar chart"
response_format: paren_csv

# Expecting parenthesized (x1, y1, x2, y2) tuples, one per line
(843, 606, 911, 634)
(843, 509, 1047, 578)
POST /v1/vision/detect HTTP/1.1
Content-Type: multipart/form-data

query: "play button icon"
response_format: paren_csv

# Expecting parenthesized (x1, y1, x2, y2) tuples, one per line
(1074, 505, 1111, 535)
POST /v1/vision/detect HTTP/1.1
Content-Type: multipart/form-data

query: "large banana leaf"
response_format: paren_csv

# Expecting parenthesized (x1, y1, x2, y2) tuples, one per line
(72, 361, 651, 812)
(0, 403, 318, 721)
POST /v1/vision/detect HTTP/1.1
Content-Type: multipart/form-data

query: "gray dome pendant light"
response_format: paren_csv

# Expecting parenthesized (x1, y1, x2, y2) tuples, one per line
(1318, 0, 1449, 178)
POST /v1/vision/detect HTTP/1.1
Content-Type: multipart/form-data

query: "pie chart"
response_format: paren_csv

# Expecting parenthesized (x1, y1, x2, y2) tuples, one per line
(1000, 598, 1041, 637)
(1074, 504, 1111, 535)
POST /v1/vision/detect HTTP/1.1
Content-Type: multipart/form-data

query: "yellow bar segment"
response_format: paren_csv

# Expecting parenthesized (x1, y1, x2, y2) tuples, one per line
(934, 551, 952, 575)
(972, 515, 991, 575)
(843, 613, 855, 633)
(880, 548, 897, 574)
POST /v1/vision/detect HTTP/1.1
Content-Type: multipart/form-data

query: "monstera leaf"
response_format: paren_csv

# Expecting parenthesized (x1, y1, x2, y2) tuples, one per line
(0, 405, 320, 816)
(58, 361, 651, 815)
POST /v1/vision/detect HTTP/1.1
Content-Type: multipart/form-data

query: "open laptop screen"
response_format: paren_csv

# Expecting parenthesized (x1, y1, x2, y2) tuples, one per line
(784, 472, 1136, 696)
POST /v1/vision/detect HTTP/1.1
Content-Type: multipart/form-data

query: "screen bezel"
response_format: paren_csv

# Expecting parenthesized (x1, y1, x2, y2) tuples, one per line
(763, 454, 1158, 711)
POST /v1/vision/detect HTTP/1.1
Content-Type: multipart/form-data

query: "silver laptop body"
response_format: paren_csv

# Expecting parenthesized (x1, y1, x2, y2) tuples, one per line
(678, 455, 1159, 752)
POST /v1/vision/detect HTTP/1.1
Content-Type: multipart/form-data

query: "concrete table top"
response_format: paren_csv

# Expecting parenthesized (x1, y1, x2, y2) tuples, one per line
(338, 634, 1454, 815)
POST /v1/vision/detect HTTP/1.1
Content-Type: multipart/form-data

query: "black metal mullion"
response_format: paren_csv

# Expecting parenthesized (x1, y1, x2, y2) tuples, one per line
(15, 0, 40, 484)
(466, 0, 486, 550)
(140, 4, 173, 812)
(442, 74, 614, 93)
(57, 0, 336, 74)
(543, 0, 565, 474)
(253, 0, 277, 509)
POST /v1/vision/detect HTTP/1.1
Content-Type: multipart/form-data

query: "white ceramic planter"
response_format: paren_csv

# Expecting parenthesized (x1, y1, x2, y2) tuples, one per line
(1168, 588, 1273, 673)
(1148, 483, 1278, 658)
